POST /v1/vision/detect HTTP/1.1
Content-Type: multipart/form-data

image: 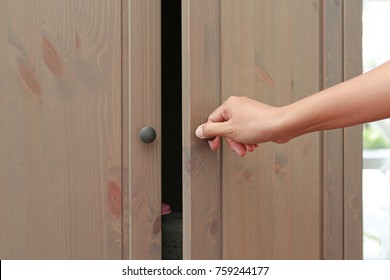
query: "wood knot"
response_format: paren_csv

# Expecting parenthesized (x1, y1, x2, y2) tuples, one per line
(275, 153, 288, 175)
(236, 168, 253, 185)
(209, 219, 219, 236)
(43, 36, 63, 77)
(75, 32, 81, 50)
(108, 181, 121, 217)
(184, 151, 205, 176)
(347, 194, 362, 213)
(18, 62, 42, 97)
(254, 54, 275, 91)
(153, 216, 161, 236)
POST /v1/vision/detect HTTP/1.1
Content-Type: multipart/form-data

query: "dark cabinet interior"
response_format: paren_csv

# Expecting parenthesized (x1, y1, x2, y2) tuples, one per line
(161, 0, 182, 259)
(162, 0, 182, 213)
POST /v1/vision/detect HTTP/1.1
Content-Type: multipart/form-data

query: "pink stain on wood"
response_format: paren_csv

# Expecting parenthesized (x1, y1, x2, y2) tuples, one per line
(274, 162, 284, 175)
(236, 168, 253, 185)
(184, 147, 206, 176)
(18, 62, 42, 97)
(153, 217, 161, 235)
(108, 181, 122, 217)
(254, 63, 275, 91)
(209, 219, 218, 236)
(75, 32, 81, 49)
(43, 36, 63, 76)
(275, 154, 288, 175)
(348, 194, 362, 212)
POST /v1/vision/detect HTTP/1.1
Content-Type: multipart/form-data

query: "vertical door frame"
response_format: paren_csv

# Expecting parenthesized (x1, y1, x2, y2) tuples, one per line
(321, 0, 344, 260)
(182, 0, 222, 259)
(343, 0, 363, 260)
(322, 0, 362, 260)
(122, 0, 162, 259)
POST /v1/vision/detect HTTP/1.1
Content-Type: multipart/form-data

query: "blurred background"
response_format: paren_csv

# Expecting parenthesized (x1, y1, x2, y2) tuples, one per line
(362, 0, 390, 260)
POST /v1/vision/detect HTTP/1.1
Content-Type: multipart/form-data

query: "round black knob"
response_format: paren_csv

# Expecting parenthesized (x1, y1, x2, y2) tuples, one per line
(139, 126, 157, 144)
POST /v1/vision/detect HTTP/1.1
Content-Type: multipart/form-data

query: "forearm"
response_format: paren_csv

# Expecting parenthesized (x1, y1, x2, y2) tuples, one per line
(196, 61, 390, 154)
(280, 61, 390, 140)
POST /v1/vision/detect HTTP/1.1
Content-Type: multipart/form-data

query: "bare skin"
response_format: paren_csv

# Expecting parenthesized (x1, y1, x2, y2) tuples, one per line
(195, 61, 390, 156)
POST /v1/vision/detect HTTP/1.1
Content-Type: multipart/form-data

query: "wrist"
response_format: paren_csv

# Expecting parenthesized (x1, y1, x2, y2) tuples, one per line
(269, 106, 297, 143)
(275, 102, 313, 142)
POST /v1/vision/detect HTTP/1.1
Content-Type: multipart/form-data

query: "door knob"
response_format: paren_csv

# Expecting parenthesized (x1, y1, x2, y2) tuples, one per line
(139, 126, 157, 143)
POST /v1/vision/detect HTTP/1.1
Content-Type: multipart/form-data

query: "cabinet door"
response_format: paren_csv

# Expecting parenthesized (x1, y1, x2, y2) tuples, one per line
(220, 0, 322, 259)
(124, 0, 161, 260)
(182, 0, 362, 259)
(0, 0, 123, 259)
(182, 0, 222, 259)
(0, 0, 162, 260)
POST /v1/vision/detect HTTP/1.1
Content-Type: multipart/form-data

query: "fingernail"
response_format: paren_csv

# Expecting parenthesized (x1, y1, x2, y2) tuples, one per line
(195, 125, 205, 138)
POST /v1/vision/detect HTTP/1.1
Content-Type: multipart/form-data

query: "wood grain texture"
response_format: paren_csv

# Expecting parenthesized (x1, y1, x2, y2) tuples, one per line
(0, 0, 122, 259)
(121, 0, 130, 261)
(321, 0, 344, 260)
(343, 0, 363, 260)
(126, 0, 162, 259)
(182, 0, 221, 260)
(221, 0, 322, 259)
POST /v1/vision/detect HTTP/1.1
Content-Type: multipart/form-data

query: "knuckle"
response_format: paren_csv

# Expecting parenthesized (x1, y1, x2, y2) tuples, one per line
(202, 124, 210, 134)
(226, 96, 238, 103)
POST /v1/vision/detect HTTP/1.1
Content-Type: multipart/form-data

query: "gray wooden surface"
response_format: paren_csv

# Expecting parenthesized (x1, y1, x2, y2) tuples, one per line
(217, 0, 362, 260)
(0, 0, 122, 259)
(123, 0, 162, 259)
(343, 0, 363, 260)
(322, 0, 344, 260)
(182, 0, 222, 260)
(0, 0, 362, 260)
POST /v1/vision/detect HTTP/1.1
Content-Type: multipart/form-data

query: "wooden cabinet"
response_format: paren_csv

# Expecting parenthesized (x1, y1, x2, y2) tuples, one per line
(0, 0, 362, 259)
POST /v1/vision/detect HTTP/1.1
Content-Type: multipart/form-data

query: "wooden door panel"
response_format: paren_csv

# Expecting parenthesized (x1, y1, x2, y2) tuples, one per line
(183, 0, 361, 260)
(220, 0, 322, 259)
(182, 0, 221, 259)
(0, 0, 122, 259)
(123, 0, 162, 260)
(343, 0, 363, 259)
(322, 0, 344, 259)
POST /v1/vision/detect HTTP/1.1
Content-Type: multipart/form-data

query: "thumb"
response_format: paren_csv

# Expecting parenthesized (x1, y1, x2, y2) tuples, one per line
(195, 122, 229, 139)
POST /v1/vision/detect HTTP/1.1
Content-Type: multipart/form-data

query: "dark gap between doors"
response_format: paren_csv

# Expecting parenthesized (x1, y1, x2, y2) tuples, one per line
(161, 0, 183, 260)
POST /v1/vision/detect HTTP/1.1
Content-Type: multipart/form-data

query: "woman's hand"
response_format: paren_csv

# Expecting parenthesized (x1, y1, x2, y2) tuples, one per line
(195, 96, 290, 156)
